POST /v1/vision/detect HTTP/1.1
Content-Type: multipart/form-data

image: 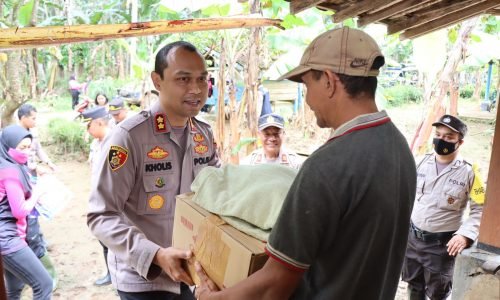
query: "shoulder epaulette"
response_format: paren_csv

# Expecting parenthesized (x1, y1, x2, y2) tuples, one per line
(192, 115, 210, 127)
(119, 110, 150, 132)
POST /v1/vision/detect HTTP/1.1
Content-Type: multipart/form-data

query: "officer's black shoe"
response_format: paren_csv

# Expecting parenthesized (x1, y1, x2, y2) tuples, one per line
(94, 273, 111, 286)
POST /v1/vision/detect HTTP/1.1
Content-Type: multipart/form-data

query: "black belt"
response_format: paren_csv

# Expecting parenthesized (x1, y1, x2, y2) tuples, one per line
(410, 222, 454, 243)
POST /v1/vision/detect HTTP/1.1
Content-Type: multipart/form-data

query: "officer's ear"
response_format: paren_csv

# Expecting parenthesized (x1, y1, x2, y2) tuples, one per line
(151, 71, 162, 91)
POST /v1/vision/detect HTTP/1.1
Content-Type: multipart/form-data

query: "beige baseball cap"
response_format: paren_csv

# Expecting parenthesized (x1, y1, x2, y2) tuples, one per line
(279, 27, 384, 82)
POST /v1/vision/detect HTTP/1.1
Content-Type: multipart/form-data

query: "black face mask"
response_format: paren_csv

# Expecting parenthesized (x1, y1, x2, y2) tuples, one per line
(433, 138, 458, 155)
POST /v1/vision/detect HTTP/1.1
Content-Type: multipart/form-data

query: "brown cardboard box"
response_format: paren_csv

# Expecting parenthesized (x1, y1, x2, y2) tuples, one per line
(173, 193, 268, 288)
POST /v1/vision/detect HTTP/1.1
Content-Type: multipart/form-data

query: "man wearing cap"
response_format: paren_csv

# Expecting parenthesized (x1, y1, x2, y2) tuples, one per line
(108, 97, 129, 126)
(241, 113, 301, 170)
(87, 41, 220, 299)
(81, 106, 113, 286)
(195, 27, 416, 299)
(402, 114, 483, 300)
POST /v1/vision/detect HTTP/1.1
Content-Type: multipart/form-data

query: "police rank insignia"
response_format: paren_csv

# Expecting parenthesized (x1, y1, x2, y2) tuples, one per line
(155, 113, 167, 133)
(108, 145, 128, 171)
(193, 133, 205, 143)
(194, 144, 208, 154)
(447, 197, 455, 204)
(155, 177, 165, 188)
(147, 146, 169, 160)
(149, 195, 164, 209)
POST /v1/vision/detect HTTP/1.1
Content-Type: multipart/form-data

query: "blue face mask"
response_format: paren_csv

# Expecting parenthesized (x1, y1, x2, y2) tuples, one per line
(8, 148, 29, 164)
(433, 138, 458, 155)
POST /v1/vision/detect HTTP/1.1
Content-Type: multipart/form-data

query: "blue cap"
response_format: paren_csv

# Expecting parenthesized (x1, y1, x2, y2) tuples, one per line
(108, 97, 125, 115)
(81, 106, 108, 122)
(258, 113, 284, 131)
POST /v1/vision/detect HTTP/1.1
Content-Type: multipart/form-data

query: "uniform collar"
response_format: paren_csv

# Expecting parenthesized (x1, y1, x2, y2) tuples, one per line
(426, 153, 466, 169)
(150, 101, 199, 135)
(327, 110, 390, 142)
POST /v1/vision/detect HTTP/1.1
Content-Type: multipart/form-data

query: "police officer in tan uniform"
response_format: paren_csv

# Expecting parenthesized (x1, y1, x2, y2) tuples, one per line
(87, 41, 220, 300)
(241, 113, 301, 170)
(402, 115, 483, 300)
(108, 97, 129, 126)
(81, 106, 113, 286)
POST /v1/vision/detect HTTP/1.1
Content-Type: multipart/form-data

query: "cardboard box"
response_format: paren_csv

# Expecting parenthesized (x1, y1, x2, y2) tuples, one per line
(173, 192, 268, 288)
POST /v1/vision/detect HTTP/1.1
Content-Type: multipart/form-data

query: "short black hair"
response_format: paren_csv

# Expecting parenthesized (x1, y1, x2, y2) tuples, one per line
(17, 103, 37, 120)
(154, 41, 198, 79)
(311, 56, 384, 99)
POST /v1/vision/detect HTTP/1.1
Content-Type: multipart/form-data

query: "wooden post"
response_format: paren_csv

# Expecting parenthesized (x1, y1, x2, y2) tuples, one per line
(477, 104, 500, 254)
(449, 75, 459, 116)
(245, 0, 262, 154)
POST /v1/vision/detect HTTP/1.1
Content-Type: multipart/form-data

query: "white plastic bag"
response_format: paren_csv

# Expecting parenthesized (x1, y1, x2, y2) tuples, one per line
(33, 174, 73, 220)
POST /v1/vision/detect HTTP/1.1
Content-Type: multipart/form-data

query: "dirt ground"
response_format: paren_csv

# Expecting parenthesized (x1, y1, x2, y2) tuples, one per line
(20, 101, 495, 299)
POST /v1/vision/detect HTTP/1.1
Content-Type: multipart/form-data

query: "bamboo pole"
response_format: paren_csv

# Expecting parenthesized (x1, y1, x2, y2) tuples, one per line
(0, 17, 282, 50)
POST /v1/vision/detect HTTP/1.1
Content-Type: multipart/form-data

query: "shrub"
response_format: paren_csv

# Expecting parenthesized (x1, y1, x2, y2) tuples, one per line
(383, 85, 423, 107)
(459, 84, 474, 99)
(44, 118, 90, 158)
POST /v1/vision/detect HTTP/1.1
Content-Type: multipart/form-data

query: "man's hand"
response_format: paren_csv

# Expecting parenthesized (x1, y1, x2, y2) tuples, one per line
(195, 261, 219, 300)
(154, 247, 194, 285)
(447, 234, 469, 256)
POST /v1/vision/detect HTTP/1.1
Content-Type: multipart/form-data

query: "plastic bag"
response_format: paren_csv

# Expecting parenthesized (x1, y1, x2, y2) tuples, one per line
(33, 174, 74, 220)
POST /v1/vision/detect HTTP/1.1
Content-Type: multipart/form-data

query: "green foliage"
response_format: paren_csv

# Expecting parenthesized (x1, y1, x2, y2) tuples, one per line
(383, 85, 423, 107)
(459, 84, 474, 98)
(86, 77, 136, 100)
(18, 0, 34, 26)
(201, 4, 231, 17)
(38, 95, 72, 112)
(45, 118, 89, 156)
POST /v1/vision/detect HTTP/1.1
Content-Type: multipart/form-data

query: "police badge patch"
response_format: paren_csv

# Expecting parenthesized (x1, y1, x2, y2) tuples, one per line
(108, 145, 128, 171)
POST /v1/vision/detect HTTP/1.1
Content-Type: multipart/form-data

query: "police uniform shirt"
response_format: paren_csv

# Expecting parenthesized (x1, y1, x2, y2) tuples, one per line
(411, 153, 483, 240)
(87, 100, 220, 293)
(241, 147, 302, 170)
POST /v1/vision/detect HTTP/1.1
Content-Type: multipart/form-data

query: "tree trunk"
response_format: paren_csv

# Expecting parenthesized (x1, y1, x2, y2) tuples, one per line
(244, 0, 262, 154)
(118, 46, 125, 80)
(449, 74, 459, 116)
(2, 51, 24, 127)
(216, 38, 226, 160)
(472, 69, 482, 101)
(411, 18, 478, 155)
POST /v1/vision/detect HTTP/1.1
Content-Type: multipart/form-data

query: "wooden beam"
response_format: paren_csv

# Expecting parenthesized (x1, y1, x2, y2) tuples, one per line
(478, 85, 500, 254)
(333, 0, 398, 23)
(0, 17, 282, 50)
(401, 0, 500, 40)
(358, 0, 436, 27)
(388, 0, 481, 34)
(289, 0, 325, 14)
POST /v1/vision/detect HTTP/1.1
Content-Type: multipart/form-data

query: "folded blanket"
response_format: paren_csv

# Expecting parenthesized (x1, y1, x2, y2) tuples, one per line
(190, 164, 298, 241)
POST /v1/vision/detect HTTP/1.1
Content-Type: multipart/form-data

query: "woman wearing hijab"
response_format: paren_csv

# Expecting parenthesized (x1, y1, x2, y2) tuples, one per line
(0, 125, 52, 300)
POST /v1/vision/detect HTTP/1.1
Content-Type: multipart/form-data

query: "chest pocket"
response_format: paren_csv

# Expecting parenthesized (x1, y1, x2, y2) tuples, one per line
(439, 185, 467, 211)
(138, 174, 173, 215)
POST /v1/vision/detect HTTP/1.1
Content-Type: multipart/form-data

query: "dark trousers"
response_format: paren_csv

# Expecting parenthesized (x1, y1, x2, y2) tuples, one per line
(2, 246, 53, 300)
(70, 90, 80, 109)
(26, 216, 46, 258)
(100, 240, 110, 273)
(402, 231, 455, 300)
(118, 283, 195, 300)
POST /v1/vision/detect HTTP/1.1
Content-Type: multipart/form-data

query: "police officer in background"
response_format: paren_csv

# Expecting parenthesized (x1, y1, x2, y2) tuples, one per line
(87, 41, 220, 299)
(108, 97, 129, 126)
(241, 113, 301, 169)
(81, 106, 112, 286)
(402, 114, 484, 300)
